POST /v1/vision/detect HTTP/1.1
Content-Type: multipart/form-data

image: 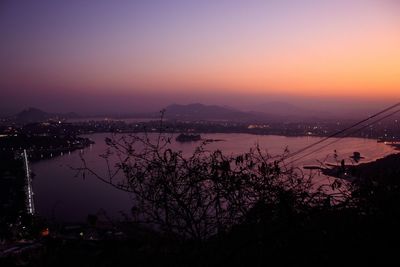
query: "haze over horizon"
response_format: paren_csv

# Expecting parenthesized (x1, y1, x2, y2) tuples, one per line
(1, 0, 399, 115)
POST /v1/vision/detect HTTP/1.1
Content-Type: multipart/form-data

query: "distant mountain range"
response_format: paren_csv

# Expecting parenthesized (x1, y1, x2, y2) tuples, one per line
(250, 102, 333, 121)
(6, 102, 341, 124)
(163, 103, 259, 121)
(11, 108, 80, 123)
(162, 103, 331, 122)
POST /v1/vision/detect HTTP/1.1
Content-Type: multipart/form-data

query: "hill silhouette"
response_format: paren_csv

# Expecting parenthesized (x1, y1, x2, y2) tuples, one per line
(13, 108, 79, 123)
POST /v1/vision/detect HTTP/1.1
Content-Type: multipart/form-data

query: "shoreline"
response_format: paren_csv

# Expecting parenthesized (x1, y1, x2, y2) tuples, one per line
(315, 151, 400, 182)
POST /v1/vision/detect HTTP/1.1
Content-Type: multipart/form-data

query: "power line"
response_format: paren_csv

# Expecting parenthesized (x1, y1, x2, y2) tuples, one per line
(285, 102, 400, 160)
(289, 107, 400, 165)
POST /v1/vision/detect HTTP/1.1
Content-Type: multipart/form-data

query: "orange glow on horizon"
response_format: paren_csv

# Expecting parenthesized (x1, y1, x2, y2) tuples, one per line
(2, 0, 400, 102)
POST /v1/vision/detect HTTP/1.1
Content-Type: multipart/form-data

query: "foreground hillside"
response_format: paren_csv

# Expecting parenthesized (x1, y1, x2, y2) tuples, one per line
(2, 153, 400, 266)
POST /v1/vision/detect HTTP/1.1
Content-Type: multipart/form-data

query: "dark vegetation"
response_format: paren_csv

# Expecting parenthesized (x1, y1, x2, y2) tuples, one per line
(0, 152, 45, 243)
(3, 117, 400, 266)
(62, 120, 400, 265)
(0, 152, 27, 240)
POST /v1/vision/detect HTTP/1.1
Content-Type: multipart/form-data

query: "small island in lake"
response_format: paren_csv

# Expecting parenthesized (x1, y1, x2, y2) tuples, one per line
(175, 133, 202, 142)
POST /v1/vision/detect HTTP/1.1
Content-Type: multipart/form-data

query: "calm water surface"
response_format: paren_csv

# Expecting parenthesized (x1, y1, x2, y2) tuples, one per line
(31, 133, 396, 222)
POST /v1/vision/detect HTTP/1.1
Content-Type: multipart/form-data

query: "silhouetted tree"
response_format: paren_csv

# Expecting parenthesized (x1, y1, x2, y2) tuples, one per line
(77, 115, 340, 241)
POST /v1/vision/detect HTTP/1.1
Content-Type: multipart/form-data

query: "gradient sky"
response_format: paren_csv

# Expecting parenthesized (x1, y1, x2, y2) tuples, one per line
(1, 0, 400, 114)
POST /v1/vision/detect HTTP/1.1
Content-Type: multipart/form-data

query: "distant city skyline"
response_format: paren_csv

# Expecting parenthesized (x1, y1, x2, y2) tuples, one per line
(1, 0, 399, 114)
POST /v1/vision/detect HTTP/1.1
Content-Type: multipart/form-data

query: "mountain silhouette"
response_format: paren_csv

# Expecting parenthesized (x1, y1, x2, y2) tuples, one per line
(164, 103, 262, 121)
(14, 108, 79, 123)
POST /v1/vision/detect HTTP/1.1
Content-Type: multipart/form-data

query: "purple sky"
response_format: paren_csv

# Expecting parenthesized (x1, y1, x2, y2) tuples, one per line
(1, 0, 399, 115)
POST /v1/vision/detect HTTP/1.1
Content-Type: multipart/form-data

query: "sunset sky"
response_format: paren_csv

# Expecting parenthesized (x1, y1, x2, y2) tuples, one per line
(1, 0, 400, 114)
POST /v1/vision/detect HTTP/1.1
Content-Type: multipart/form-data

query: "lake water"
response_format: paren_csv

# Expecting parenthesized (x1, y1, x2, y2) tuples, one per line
(31, 133, 396, 223)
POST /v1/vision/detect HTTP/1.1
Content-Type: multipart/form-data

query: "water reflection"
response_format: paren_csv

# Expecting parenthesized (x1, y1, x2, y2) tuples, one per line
(31, 133, 396, 222)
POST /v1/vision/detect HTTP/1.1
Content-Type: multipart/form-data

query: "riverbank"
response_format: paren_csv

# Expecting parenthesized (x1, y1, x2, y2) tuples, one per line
(0, 135, 94, 161)
(318, 152, 400, 182)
